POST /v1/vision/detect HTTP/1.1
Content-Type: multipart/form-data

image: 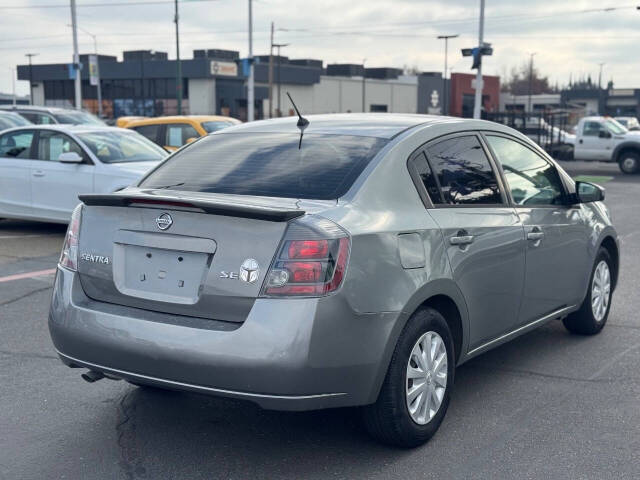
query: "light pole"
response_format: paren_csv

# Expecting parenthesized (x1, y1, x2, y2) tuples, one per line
(473, 0, 485, 119)
(174, 0, 182, 114)
(527, 52, 537, 114)
(25, 53, 38, 105)
(247, 0, 254, 121)
(273, 43, 289, 116)
(437, 34, 458, 116)
(71, 24, 102, 117)
(362, 58, 367, 113)
(70, 0, 82, 109)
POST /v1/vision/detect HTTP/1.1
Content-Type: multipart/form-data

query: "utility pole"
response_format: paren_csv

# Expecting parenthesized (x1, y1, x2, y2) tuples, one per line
(70, 0, 82, 109)
(25, 53, 38, 105)
(268, 22, 274, 118)
(362, 58, 366, 113)
(273, 43, 288, 116)
(527, 52, 537, 114)
(473, 0, 484, 119)
(247, 0, 254, 121)
(437, 34, 458, 115)
(78, 26, 102, 117)
(174, 0, 182, 114)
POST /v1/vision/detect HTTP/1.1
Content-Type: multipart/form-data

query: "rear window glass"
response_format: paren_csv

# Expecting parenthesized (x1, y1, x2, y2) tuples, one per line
(139, 133, 387, 200)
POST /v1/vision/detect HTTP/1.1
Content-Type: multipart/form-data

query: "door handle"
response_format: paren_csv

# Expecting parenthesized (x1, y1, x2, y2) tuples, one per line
(450, 230, 474, 246)
(32, 170, 45, 177)
(527, 227, 545, 244)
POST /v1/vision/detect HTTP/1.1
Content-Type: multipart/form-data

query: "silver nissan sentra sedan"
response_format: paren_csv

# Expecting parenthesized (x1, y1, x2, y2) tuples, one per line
(49, 113, 619, 447)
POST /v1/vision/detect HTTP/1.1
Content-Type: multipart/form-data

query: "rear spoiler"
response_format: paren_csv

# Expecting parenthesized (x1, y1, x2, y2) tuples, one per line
(78, 192, 305, 222)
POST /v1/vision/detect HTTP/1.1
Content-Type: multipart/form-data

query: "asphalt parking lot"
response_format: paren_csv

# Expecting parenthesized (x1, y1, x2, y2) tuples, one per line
(1, 161, 639, 480)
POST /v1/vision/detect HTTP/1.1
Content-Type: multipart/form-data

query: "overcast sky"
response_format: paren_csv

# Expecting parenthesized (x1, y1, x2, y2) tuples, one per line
(1, 0, 639, 96)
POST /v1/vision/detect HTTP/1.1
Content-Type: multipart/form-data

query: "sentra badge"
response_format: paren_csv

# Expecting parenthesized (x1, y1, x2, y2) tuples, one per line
(81, 253, 111, 265)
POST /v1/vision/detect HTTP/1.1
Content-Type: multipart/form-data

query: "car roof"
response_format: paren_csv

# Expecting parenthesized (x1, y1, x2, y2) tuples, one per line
(125, 115, 240, 127)
(1, 124, 132, 134)
(223, 113, 462, 139)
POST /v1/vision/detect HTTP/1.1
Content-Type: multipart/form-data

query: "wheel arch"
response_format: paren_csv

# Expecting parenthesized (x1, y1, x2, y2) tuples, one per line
(600, 235, 619, 291)
(366, 280, 469, 404)
(613, 142, 640, 163)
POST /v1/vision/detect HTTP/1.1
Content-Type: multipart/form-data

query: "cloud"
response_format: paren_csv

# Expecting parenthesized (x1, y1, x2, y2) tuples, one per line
(0, 0, 637, 96)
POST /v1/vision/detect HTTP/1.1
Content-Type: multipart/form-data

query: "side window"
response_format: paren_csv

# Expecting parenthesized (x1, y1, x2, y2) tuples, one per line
(583, 121, 602, 137)
(0, 130, 35, 158)
(134, 124, 161, 144)
(423, 135, 502, 205)
(165, 123, 199, 148)
(19, 112, 53, 125)
(36, 131, 85, 162)
(486, 135, 565, 206)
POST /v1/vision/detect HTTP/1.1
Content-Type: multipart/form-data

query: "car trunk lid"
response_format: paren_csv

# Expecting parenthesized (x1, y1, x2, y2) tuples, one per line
(76, 190, 305, 322)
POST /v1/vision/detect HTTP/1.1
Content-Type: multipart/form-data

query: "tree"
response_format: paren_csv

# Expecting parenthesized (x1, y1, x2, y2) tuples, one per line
(501, 62, 552, 95)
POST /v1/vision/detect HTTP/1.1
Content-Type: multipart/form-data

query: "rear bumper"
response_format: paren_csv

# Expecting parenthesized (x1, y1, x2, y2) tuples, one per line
(49, 266, 399, 411)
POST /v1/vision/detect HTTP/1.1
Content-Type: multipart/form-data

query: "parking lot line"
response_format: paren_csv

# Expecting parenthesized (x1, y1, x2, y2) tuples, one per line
(0, 268, 57, 284)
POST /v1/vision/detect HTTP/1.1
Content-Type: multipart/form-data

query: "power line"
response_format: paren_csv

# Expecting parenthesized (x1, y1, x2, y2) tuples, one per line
(0, 0, 221, 9)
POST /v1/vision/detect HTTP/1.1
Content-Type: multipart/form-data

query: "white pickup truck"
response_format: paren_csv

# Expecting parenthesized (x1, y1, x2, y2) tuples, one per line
(574, 116, 640, 174)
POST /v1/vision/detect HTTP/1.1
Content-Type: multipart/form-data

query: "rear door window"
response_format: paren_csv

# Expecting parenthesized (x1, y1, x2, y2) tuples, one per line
(422, 135, 503, 205)
(139, 133, 387, 200)
(165, 123, 199, 148)
(0, 130, 35, 158)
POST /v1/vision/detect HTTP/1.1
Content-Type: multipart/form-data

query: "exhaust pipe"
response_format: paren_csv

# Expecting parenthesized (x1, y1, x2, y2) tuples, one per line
(81, 370, 105, 383)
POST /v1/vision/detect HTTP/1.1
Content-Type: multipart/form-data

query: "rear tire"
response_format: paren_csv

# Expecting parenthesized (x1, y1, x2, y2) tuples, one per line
(618, 151, 640, 174)
(563, 247, 613, 335)
(362, 307, 455, 448)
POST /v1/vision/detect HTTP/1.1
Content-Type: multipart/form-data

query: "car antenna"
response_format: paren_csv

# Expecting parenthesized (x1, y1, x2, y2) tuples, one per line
(286, 92, 309, 149)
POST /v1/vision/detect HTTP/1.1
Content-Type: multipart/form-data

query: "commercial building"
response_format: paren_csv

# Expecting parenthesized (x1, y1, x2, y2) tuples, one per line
(15, 48, 475, 121)
(448, 73, 500, 118)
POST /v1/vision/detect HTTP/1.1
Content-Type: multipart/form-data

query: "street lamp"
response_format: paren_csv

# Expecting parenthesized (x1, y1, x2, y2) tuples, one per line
(437, 34, 459, 116)
(527, 52, 537, 114)
(25, 53, 38, 105)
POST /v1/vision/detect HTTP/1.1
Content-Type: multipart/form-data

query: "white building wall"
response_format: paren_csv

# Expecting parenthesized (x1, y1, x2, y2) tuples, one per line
(260, 75, 418, 118)
(188, 78, 216, 115)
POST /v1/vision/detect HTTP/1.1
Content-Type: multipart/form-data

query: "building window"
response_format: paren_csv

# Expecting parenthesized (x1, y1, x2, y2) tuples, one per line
(370, 104, 388, 112)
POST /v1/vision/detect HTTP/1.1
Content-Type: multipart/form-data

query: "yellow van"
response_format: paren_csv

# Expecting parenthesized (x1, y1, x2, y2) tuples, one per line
(123, 115, 241, 151)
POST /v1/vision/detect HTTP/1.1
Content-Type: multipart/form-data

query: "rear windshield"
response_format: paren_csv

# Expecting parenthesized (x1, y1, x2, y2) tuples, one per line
(139, 133, 387, 200)
(201, 121, 237, 133)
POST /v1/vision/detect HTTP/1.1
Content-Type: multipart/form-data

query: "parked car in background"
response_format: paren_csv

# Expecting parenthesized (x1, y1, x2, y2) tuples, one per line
(0, 125, 167, 223)
(0, 110, 32, 131)
(614, 116, 640, 131)
(0, 105, 105, 126)
(573, 116, 640, 173)
(49, 114, 618, 447)
(122, 115, 241, 151)
(115, 116, 147, 128)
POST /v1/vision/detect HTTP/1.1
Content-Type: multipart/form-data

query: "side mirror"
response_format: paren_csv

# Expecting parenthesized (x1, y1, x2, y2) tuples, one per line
(598, 130, 612, 139)
(576, 181, 605, 203)
(185, 137, 198, 144)
(58, 151, 83, 163)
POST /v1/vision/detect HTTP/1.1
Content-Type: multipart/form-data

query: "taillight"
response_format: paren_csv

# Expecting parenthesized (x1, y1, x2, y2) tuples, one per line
(59, 204, 82, 271)
(261, 216, 350, 297)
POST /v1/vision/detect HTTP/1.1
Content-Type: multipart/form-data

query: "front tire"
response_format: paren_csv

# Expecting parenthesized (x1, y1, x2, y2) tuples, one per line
(618, 152, 640, 174)
(563, 247, 613, 335)
(362, 307, 455, 448)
